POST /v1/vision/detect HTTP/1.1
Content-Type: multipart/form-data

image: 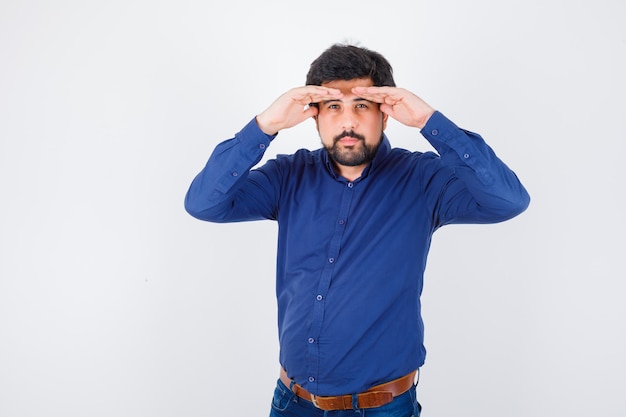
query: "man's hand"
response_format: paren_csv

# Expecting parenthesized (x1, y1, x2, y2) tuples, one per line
(256, 86, 343, 135)
(352, 86, 435, 129)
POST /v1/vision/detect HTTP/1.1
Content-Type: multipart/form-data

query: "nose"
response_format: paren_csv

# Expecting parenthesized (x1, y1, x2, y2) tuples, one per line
(340, 107, 357, 131)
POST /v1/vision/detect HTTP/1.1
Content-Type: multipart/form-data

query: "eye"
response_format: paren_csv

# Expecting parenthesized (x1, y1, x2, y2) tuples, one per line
(328, 103, 341, 110)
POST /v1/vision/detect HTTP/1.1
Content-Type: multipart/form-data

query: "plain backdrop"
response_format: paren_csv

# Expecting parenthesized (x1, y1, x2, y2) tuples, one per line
(1, 1, 625, 416)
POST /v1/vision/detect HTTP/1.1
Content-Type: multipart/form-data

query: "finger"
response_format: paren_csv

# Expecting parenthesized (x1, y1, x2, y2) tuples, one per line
(302, 105, 319, 118)
(379, 103, 395, 114)
(308, 91, 343, 105)
(352, 86, 394, 95)
(352, 86, 402, 102)
(351, 88, 386, 103)
(314, 87, 343, 99)
(298, 86, 342, 100)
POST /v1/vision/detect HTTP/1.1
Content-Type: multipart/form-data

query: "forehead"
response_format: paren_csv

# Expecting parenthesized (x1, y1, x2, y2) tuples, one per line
(321, 78, 374, 94)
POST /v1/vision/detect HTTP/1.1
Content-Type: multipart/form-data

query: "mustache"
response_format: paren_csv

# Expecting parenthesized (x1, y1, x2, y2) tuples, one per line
(333, 130, 366, 143)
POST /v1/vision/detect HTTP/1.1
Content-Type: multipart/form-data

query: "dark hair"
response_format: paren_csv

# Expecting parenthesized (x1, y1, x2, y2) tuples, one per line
(305, 43, 396, 87)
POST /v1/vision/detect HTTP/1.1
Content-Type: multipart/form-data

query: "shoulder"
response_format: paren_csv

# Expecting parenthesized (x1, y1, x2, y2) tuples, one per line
(374, 147, 445, 181)
(385, 147, 440, 164)
(272, 147, 324, 165)
(257, 148, 325, 177)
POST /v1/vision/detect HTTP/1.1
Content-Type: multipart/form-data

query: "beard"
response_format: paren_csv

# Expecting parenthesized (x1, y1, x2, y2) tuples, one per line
(324, 131, 382, 167)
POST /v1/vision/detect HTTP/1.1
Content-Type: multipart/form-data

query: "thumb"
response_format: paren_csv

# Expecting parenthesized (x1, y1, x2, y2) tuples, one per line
(379, 103, 394, 115)
(303, 105, 319, 119)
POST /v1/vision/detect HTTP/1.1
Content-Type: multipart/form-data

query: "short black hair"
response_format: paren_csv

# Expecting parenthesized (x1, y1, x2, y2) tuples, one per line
(305, 43, 396, 87)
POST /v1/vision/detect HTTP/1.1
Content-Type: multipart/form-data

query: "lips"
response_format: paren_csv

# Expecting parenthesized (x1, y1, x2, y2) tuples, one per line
(339, 137, 360, 146)
(334, 131, 365, 147)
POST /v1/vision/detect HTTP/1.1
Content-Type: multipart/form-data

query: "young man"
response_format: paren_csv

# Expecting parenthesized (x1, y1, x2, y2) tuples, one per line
(185, 43, 530, 417)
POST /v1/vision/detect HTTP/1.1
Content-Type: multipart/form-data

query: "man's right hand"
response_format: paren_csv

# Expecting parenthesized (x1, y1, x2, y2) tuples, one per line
(255, 86, 343, 136)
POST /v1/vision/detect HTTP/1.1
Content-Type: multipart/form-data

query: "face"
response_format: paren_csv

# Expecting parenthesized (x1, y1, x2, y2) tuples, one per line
(314, 78, 388, 169)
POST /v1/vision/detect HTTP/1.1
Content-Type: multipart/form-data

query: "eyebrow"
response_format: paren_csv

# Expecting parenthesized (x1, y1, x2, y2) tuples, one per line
(320, 97, 372, 105)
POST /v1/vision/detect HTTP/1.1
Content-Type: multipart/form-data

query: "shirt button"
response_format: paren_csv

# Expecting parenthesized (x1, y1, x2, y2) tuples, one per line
(232, 171, 238, 177)
(338, 219, 345, 225)
(347, 182, 354, 188)
(308, 337, 315, 344)
(259, 143, 266, 149)
(328, 258, 335, 263)
(309, 377, 315, 383)
(463, 153, 470, 159)
(431, 129, 438, 136)
(316, 294, 323, 301)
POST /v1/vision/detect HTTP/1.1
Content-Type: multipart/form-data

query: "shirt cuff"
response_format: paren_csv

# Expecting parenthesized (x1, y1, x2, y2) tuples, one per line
(234, 117, 275, 156)
(421, 111, 494, 185)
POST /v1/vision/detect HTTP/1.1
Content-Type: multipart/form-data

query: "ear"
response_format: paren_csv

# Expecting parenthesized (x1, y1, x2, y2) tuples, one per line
(382, 112, 389, 131)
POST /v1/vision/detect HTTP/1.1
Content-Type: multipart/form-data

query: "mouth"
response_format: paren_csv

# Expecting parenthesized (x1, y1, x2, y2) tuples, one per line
(335, 131, 365, 147)
(338, 137, 361, 146)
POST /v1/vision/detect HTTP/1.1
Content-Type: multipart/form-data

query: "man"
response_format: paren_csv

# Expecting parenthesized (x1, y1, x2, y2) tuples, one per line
(185, 43, 530, 417)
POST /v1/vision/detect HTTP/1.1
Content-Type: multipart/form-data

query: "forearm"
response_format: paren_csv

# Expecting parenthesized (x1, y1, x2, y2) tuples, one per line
(423, 111, 530, 223)
(184, 118, 275, 222)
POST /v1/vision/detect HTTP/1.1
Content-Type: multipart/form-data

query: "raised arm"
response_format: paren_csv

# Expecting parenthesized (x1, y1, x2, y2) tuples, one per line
(353, 86, 530, 224)
(184, 86, 342, 222)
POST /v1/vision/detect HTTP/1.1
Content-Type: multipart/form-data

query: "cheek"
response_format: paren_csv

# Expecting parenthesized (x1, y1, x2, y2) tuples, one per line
(319, 131, 335, 148)
(316, 119, 335, 138)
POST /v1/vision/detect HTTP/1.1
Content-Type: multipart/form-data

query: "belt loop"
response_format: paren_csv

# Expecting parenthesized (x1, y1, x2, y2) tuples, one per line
(351, 393, 359, 410)
(288, 380, 298, 403)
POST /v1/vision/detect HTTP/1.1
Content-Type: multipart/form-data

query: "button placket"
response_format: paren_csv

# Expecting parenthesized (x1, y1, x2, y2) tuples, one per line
(305, 180, 356, 389)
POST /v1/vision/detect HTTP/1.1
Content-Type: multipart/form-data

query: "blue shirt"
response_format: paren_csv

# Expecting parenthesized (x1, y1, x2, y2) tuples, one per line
(185, 110, 530, 396)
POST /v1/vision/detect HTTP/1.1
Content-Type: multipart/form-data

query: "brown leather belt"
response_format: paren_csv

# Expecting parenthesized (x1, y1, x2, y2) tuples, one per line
(279, 368, 417, 411)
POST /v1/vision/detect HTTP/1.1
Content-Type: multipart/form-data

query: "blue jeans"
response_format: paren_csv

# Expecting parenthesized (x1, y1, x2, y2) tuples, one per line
(269, 378, 421, 417)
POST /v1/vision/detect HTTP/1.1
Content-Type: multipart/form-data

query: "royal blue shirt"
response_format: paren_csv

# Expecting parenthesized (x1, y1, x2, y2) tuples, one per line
(185, 110, 530, 396)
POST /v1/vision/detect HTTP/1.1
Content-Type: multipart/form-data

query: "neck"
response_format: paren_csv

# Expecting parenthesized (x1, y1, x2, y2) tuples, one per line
(335, 163, 366, 182)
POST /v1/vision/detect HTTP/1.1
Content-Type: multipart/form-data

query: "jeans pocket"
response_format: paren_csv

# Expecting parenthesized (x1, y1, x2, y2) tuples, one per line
(412, 394, 422, 417)
(408, 386, 421, 417)
(271, 380, 294, 412)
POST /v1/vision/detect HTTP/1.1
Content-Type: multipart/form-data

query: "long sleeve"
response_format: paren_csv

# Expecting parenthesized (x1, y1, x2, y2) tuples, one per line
(184, 118, 279, 222)
(420, 111, 530, 226)
(183, 110, 531, 396)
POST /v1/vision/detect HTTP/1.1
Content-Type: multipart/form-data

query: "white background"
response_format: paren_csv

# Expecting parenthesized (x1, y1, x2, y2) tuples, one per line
(1, 1, 625, 416)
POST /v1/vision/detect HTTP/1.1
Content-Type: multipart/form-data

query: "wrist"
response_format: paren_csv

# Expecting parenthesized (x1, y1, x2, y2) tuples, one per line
(255, 114, 279, 136)
(416, 109, 436, 129)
